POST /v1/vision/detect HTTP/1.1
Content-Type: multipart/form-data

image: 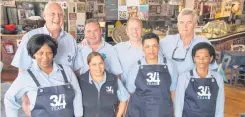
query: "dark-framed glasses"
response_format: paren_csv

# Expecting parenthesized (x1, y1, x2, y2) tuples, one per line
(171, 39, 192, 62)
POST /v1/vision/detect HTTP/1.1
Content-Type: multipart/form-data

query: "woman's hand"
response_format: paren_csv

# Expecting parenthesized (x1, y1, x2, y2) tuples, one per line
(21, 94, 31, 117)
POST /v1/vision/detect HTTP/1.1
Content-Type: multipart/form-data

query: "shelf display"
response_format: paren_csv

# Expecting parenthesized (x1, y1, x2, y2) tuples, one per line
(202, 20, 230, 38)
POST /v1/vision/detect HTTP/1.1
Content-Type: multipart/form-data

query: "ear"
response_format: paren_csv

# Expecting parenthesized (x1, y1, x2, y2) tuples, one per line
(210, 56, 213, 63)
(42, 12, 46, 19)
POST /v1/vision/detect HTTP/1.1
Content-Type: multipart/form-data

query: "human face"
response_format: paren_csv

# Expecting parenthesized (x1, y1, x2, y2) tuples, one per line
(89, 56, 105, 77)
(143, 38, 159, 60)
(193, 49, 213, 69)
(85, 22, 102, 45)
(43, 3, 64, 32)
(126, 20, 142, 42)
(177, 14, 196, 37)
(33, 44, 54, 69)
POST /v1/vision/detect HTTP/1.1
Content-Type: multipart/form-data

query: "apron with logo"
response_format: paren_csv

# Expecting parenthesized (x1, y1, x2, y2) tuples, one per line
(126, 57, 173, 117)
(183, 70, 219, 117)
(28, 64, 75, 117)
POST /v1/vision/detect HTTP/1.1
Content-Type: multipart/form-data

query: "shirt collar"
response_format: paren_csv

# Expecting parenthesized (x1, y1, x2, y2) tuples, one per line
(141, 55, 163, 65)
(177, 34, 197, 47)
(88, 71, 107, 84)
(31, 59, 61, 73)
(43, 25, 65, 38)
(84, 39, 106, 51)
(125, 40, 142, 49)
(192, 67, 213, 78)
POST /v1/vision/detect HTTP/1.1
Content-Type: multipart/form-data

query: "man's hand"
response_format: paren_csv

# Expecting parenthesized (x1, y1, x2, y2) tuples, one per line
(22, 94, 31, 117)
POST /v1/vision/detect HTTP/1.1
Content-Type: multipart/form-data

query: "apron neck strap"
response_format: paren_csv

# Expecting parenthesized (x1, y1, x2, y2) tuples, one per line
(137, 60, 141, 65)
(27, 69, 41, 87)
(58, 64, 69, 83)
(189, 70, 194, 78)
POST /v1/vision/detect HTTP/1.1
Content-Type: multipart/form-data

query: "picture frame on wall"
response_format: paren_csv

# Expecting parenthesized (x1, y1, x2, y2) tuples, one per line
(156, 5, 161, 14)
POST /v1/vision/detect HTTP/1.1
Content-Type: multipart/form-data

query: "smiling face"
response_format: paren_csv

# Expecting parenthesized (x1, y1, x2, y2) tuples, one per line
(126, 19, 142, 42)
(88, 55, 105, 77)
(85, 22, 102, 45)
(193, 49, 213, 69)
(33, 44, 54, 69)
(43, 3, 64, 32)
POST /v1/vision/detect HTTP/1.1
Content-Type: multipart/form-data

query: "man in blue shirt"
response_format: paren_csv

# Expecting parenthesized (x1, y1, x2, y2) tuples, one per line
(160, 8, 218, 75)
(114, 18, 144, 85)
(74, 19, 123, 77)
(11, 2, 83, 72)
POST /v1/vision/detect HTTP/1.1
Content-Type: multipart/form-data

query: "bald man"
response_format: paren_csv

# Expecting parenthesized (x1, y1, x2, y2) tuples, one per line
(12, 1, 83, 72)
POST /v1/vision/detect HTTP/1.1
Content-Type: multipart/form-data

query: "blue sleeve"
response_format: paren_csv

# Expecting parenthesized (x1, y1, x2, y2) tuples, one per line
(126, 64, 139, 93)
(73, 46, 85, 72)
(117, 79, 130, 101)
(167, 59, 178, 91)
(4, 74, 29, 117)
(11, 33, 33, 70)
(65, 66, 84, 116)
(108, 49, 123, 75)
(174, 73, 188, 117)
(215, 73, 225, 117)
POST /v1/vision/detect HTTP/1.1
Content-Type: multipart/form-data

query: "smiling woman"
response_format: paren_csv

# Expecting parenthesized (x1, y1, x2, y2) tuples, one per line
(4, 34, 83, 117)
(78, 52, 130, 117)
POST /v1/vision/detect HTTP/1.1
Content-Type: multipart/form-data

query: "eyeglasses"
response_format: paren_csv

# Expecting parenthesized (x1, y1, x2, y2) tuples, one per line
(171, 39, 192, 62)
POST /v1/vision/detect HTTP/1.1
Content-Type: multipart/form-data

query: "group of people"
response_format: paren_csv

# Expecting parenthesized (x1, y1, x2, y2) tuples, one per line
(4, 1, 224, 117)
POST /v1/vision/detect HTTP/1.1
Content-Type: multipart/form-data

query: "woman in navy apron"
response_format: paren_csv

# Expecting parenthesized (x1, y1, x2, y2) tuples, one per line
(126, 33, 178, 117)
(4, 34, 83, 117)
(78, 52, 130, 117)
(175, 42, 224, 117)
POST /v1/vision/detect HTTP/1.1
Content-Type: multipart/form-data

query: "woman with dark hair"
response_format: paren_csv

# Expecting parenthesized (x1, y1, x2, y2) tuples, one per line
(175, 42, 224, 117)
(4, 34, 83, 117)
(78, 52, 129, 117)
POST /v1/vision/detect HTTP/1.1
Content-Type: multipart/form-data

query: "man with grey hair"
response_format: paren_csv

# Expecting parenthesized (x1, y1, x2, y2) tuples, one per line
(160, 8, 217, 81)
(11, 2, 84, 117)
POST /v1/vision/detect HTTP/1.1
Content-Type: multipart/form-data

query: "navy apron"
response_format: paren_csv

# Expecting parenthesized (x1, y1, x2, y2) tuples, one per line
(27, 64, 75, 117)
(126, 57, 173, 117)
(183, 70, 219, 117)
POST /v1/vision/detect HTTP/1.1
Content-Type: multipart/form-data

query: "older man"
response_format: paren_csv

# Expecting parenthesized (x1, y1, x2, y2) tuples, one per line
(160, 8, 217, 75)
(12, 2, 83, 71)
(74, 19, 123, 77)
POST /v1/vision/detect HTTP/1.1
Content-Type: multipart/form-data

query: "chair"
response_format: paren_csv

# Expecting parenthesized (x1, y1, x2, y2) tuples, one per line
(234, 65, 245, 86)
(218, 54, 232, 83)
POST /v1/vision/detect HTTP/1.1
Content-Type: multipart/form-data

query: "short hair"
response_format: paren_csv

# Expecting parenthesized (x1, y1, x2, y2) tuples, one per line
(87, 52, 104, 64)
(191, 42, 216, 63)
(142, 32, 159, 44)
(27, 34, 58, 59)
(126, 18, 143, 28)
(178, 8, 197, 23)
(85, 18, 101, 28)
(43, 1, 64, 14)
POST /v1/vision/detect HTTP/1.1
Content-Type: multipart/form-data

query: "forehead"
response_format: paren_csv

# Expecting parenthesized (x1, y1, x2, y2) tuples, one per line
(178, 14, 195, 22)
(46, 3, 63, 13)
(143, 38, 158, 45)
(38, 44, 52, 51)
(195, 48, 209, 54)
(85, 22, 100, 30)
(127, 20, 142, 28)
(90, 55, 103, 62)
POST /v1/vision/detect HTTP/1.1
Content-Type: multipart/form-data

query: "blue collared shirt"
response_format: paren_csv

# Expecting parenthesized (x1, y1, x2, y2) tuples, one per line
(160, 34, 218, 75)
(4, 60, 83, 117)
(174, 67, 224, 117)
(88, 72, 130, 101)
(126, 55, 178, 93)
(11, 25, 83, 70)
(114, 41, 144, 85)
(74, 40, 123, 75)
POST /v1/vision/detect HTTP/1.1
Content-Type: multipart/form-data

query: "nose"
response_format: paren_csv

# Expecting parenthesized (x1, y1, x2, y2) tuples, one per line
(42, 53, 48, 60)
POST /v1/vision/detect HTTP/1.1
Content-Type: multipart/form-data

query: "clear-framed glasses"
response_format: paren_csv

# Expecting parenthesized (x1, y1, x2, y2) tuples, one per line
(171, 39, 192, 62)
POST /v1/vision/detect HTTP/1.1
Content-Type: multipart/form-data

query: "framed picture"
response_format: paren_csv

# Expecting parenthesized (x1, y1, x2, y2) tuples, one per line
(156, 5, 161, 14)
